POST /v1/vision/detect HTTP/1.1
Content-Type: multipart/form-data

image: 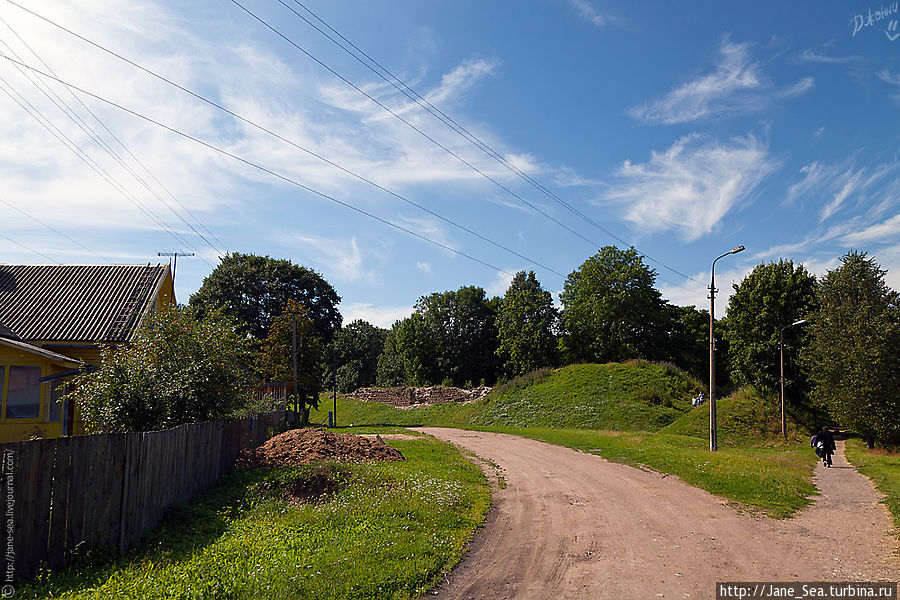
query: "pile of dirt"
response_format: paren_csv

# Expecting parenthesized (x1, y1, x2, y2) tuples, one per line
(236, 428, 405, 468)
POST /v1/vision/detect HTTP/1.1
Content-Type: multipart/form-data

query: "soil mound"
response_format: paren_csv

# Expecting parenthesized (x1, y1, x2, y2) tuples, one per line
(236, 427, 405, 468)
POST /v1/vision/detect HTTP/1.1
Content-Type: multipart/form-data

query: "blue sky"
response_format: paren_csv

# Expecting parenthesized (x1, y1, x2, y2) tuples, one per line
(1, 0, 898, 327)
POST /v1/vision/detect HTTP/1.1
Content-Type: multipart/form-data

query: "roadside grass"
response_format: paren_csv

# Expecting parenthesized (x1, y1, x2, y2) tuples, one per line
(473, 426, 818, 518)
(844, 438, 900, 537)
(18, 433, 490, 600)
(311, 362, 818, 518)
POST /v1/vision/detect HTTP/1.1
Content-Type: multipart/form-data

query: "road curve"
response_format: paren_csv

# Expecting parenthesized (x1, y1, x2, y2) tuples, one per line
(415, 428, 898, 600)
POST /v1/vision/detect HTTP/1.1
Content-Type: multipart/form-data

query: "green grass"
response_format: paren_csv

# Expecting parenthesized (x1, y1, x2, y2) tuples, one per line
(311, 362, 820, 518)
(19, 432, 490, 600)
(662, 387, 808, 445)
(312, 361, 704, 431)
(844, 438, 900, 537)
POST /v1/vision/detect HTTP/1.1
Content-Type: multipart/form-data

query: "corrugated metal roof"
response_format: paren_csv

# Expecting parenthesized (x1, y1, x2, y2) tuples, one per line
(0, 264, 169, 343)
(0, 321, 18, 339)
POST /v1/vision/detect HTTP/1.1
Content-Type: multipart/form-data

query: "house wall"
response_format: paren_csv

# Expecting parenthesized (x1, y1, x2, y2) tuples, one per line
(0, 345, 72, 442)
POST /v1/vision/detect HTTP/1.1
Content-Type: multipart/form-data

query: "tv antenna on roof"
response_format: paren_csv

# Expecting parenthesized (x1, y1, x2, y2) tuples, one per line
(157, 251, 194, 284)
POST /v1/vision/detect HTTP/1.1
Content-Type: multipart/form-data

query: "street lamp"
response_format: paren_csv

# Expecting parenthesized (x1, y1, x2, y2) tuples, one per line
(780, 319, 807, 438)
(709, 245, 744, 451)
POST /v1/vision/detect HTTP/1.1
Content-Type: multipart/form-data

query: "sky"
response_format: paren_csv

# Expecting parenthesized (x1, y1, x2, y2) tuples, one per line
(1, 0, 898, 328)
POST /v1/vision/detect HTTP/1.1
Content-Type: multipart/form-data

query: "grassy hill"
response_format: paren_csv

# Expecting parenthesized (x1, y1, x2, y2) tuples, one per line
(313, 360, 705, 432)
(661, 387, 807, 445)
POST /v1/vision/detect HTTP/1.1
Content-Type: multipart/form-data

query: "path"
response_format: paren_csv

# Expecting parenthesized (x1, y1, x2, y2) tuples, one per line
(416, 428, 898, 599)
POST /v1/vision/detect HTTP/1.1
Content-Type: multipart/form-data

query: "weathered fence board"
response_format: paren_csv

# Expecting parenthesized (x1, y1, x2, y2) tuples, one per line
(0, 409, 289, 581)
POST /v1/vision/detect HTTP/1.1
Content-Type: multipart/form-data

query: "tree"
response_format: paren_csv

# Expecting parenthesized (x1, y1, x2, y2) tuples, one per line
(326, 319, 388, 393)
(68, 305, 255, 433)
(256, 299, 323, 425)
(806, 251, 900, 447)
(189, 253, 341, 342)
(416, 286, 500, 386)
(661, 304, 710, 382)
(559, 246, 668, 364)
(496, 271, 559, 377)
(376, 286, 500, 387)
(725, 260, 817, 393)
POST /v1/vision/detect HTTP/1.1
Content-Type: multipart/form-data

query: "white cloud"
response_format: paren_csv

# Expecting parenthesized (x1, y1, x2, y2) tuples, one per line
(416, 261, 432, 274)
(280, 234, 381, 284)
(603, 134, 777, 240)
(339, 302, 413, 329)
(630, 39, 813, 125)
(877, 70, 900, 85)
(658, 264, 752, 313)
(798, 49, 860, 64)
(568, 0, 619, 28)
(840, 214, 900, 245)
(786, 158, 899, 222)
(486, 270, 515, 297)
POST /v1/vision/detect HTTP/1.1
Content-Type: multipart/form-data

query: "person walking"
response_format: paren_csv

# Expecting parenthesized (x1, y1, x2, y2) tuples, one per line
(812, 426, 837, 467)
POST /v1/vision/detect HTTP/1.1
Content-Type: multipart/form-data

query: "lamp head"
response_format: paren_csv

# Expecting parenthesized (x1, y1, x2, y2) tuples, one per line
(731, 245, 745, 254)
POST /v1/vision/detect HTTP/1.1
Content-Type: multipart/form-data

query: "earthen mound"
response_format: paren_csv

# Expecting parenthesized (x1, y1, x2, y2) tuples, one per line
(236, 427, 405, 468)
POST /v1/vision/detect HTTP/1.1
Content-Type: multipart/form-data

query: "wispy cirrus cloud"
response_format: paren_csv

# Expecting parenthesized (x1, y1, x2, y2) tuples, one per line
(798, 49, 861, 64)
(787, 158, 900, 222)
(567, 0, 619, 28)
(630, 39, 813, 125)
(602, 134, 777, 241)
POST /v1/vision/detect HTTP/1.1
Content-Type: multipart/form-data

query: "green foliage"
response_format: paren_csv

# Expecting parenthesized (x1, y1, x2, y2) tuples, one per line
(725, 260, 816, 394)
(256, 300, 323, 415)
(325, 320, 387, 393)
(68, 305, 255, 433)
(376, 286, 499, 387)
(806, 251, 900, 445)
(19, 434, 491, 600)
(559, 246, 669, 364)
(495, 271, 559, 377)
(189, 252, 341, 342)
(661, 304, 710, 382)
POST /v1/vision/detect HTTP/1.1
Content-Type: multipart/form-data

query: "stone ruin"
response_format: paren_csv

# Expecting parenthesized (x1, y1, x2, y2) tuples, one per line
(348, 386, 492, 409)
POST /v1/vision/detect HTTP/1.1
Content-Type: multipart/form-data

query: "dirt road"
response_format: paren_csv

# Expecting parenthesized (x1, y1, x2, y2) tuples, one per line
(416, 428, 898, 599)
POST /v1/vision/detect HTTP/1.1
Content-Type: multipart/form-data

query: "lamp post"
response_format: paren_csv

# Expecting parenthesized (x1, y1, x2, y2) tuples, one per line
(779, 319, 807, 438)
(709, 245, 745, 451)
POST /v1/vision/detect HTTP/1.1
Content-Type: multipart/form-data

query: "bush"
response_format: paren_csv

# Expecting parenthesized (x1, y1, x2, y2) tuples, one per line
(69, 305, 255, 433)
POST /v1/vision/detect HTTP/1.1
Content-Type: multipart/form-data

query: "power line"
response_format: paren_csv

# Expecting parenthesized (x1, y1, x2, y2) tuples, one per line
(0, 70, 209, 262)
(0, 230, 58, 262)
(2, 1, 563, 279)
(0, 16, 226, 259)
(0, 198, 114, 263)
(249, 0, 704, 287)
(0, 52, 516, 277)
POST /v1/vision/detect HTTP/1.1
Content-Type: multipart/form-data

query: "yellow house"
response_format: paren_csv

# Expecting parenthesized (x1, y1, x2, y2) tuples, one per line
(0, 264, 175, 441)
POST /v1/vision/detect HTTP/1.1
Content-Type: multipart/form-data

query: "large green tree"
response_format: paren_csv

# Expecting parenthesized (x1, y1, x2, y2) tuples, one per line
(326, 319, 388, 393)
(256, 299, 323, 424)
(376, 286, 500, 387)
(661, 304, 710, 382)
(69, 305, 255, 433)
(189, 253, 341, 342)
(496, 271, 559, 377)
(559, 246, 668, 364)
(725, 259, 817, 393)
(806, 251, 900, 447)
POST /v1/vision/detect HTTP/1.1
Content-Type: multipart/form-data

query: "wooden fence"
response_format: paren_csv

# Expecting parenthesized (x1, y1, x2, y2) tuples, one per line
(0, 410, 288, 582)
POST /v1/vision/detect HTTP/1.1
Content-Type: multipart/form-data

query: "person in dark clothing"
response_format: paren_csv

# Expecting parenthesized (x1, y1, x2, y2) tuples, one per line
(812, 426, 837, 467)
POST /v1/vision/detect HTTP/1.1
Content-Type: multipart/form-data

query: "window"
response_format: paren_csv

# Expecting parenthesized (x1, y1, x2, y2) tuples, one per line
(6, 366, 41, 419)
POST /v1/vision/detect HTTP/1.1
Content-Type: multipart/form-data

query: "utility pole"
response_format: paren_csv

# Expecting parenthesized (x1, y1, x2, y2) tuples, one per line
(157, 251, 194, 285)
(709, 245, 745, 451)
(331, 345, 337, 427)
(291, 313, 298, 415)
(780, 319, 807, 438)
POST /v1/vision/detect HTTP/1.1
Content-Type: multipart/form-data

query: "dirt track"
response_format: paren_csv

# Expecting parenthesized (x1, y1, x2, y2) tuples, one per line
(416, 428, 898, 599)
